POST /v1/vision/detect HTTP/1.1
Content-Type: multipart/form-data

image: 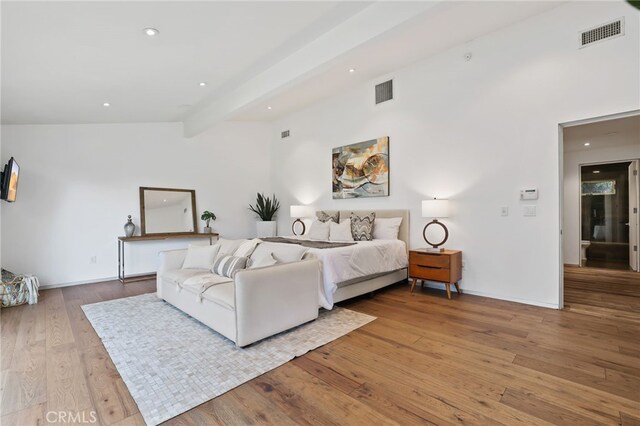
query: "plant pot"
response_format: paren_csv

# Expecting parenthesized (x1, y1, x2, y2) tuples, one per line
(256, 221, 277, 238)
(203, 226, 212, 234)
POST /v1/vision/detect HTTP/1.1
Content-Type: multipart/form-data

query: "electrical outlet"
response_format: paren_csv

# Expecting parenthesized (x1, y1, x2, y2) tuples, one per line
(501, 207, 509, 216)
(90, 256, 97, 264)
(523, 205, 537, 217)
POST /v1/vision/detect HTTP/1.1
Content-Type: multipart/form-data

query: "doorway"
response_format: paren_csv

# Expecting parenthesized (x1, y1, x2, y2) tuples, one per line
(580, 161, 637, 270)
(561, 112, 640, 314)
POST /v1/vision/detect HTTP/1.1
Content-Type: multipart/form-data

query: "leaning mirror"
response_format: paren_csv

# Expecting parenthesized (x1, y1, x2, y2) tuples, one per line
(140, 187, 197, 236)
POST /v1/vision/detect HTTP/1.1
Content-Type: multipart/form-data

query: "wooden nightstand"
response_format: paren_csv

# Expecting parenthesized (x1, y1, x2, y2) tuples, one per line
(409, 249, 462, 299)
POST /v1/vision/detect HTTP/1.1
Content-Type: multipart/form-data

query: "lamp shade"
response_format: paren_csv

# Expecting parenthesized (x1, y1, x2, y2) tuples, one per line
(422, 199, 450, 218)
(290, 205, 311, 218)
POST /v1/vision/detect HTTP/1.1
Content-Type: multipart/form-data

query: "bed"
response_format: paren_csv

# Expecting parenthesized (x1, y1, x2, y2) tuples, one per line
(297, 209, 409, 308)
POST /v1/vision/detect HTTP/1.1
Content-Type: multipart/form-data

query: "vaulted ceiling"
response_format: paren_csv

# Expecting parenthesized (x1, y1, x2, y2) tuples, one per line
(1, 1, 564, 136)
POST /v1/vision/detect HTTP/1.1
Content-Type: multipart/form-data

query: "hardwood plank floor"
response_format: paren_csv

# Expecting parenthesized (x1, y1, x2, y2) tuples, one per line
(564, 266, 640, 323)
(1, 278, 639, 425)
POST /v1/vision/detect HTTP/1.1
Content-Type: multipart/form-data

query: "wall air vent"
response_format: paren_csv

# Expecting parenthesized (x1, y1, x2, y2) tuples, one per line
(281, 130, 290, 139)
(375, 80, 393, 104)
(580, 18, 624, 48)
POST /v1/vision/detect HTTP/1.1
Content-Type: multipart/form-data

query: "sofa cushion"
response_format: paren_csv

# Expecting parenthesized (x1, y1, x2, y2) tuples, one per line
(250, 242, 307, 264)
(163, 269, 211, 286)
(182, 244, 221, 269)
(233, 238, 261, 258)
(212, 255, 248, 278)
(215, 238, 247, 256)
(182, 273, 232, 293)
(249, 251, 278, 269)
(201, 281, 235, 310)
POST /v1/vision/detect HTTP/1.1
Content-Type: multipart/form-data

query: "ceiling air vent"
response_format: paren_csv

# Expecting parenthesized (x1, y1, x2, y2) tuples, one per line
(580, 18, 624, 48)
(281, 130, 290, 139)
(375, 80, 393, 104)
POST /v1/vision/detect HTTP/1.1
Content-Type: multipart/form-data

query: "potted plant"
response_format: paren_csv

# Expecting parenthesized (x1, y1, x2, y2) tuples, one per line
(201, 210, 216, 234)
(249, 193, 280, 237)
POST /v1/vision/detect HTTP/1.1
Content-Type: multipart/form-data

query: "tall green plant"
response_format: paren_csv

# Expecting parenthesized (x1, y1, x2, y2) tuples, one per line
(248, 193, 280, 221)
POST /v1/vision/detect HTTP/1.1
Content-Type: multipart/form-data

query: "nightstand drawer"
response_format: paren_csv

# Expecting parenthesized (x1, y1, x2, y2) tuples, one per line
(410, 264, 450, 282)
(409, 252, 450, 268)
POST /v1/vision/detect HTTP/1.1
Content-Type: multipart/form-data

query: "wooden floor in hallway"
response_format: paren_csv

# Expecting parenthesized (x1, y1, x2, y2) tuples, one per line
(1, 278, 639, 425)
(564, 265, 640, 323)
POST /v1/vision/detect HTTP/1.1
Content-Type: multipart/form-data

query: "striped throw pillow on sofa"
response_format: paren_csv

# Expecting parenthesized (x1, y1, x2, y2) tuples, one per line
(212, 255, 248, 278)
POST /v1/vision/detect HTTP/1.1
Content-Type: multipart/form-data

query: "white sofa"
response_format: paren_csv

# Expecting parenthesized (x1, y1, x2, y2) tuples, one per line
(157, 246, 321, 347)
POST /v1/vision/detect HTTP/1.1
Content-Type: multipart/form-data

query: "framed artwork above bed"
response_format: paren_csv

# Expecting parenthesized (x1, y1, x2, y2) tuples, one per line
(332, 136, 389, 199)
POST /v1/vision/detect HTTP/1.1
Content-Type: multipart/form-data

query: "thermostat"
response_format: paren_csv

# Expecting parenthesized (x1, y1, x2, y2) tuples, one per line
(520, 188, 538, 200)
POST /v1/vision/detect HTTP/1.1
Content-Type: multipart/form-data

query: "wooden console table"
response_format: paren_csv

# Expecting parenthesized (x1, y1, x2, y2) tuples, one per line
(118, 233, 219, 283)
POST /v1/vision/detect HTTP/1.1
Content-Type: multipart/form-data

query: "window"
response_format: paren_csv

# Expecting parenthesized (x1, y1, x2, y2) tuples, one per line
(582, 180, 616, 196)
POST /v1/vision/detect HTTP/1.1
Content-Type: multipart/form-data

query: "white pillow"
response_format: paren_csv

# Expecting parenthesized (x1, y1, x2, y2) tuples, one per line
(215, 238, 246, 255)
(182, 244, 221, 269)
(329, 220, 354, 242)
(234, 238, 261, 257)
(373, 217, 403, 240)
(308, 220, 330, 240)
(250, 242, 307, 264)
(249, 251, 278, 269)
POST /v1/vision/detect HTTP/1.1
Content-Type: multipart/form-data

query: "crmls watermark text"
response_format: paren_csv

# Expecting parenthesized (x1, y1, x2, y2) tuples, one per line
(45, 411, 97, 424)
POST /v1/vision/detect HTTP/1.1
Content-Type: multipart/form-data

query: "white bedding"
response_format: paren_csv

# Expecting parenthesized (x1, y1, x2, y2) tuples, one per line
(302, 239, 408, 309)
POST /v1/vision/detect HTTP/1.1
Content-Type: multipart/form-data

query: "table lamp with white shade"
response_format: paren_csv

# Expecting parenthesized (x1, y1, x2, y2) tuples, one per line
(421, 198, 450, 251)
(290, 205, 312, 235)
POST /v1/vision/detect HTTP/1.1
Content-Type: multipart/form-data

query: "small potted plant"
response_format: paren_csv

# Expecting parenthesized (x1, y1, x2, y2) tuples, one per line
(201, 210, 216, 234)
(249, 193, 280, 237)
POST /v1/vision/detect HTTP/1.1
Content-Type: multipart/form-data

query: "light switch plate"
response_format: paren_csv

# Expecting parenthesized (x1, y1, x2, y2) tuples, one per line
(523, 205, 536, 217)
(501, 207, 509, 216)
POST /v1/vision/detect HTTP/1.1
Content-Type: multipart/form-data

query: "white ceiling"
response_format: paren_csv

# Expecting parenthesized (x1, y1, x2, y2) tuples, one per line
(1, 1, 368, 124)
(564, 115, 640, 153)
(2, 1, 565, 135)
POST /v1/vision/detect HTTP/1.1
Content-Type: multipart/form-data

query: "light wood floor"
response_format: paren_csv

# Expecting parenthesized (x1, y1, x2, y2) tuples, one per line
(2, 279, 639, 425)
(564, 266, 640, 323)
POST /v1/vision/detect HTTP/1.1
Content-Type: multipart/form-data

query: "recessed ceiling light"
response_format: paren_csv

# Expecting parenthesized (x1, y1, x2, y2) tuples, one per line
(584, 142, 591, 146)
(163, 199, 167, 202)
(143, 28, 159, 36)
(349, 68, 356, 73)
(267, 106, 272, 110)
(593, 170, 600, 174)
(103, 102, 110, 107)
(199, 82, 207, 87)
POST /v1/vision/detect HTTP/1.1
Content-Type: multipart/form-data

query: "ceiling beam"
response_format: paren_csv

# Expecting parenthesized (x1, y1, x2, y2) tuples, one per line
(182, 1, 444, 137)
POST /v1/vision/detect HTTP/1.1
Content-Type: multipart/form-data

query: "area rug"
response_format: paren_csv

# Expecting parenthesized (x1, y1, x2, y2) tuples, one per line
(82, 293, 375, 425)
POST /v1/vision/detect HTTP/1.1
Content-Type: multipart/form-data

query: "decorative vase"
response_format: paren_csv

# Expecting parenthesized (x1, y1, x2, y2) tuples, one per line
(256, 221, 277, 238)
(203, 226, 212, 234)
(124, 215, 136, 237)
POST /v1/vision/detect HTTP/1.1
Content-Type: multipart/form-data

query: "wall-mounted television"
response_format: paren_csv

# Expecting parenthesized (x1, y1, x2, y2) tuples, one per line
(1, 157, 20, 202)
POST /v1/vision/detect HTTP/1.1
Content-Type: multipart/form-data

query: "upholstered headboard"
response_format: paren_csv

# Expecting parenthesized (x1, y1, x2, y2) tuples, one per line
(318, 209, 410, 252)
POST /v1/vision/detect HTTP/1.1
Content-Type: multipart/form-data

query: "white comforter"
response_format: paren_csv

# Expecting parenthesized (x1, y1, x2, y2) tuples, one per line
(302, 239, 408, 309)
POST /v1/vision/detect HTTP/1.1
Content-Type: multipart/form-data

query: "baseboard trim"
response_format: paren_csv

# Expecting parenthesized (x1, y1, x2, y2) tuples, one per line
(40, 272, 157, 289)
(419, 282, 560, 310)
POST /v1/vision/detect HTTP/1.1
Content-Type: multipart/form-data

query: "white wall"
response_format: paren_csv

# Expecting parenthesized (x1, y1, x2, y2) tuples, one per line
(1, 121, 271, 287)
(563, 144, 640, 265)
(271, 1, 640, 307)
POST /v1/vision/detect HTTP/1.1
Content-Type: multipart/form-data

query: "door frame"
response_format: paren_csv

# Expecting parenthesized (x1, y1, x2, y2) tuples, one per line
(558, 109, 640, 309)
(577, 159, 638, 270)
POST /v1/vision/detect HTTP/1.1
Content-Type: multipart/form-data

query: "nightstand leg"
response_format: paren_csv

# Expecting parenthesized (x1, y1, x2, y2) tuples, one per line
(454, 282, 462, 295)
(445, 283, 452, 299)
(410, 278, 417, 293)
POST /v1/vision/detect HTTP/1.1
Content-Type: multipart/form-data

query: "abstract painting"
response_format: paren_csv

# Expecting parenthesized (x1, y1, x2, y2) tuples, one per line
(332, 137, 389, 199)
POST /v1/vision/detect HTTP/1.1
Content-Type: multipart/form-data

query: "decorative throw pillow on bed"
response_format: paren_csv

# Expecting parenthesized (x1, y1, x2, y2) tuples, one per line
(350, 212, 376, 241)
(329, 220, 354, 242)
(373, 217, 403, 240)
(212, 254, 248, 278)
(316, 210, 339, 223)
(182, 244, 221, 269)
(248, 251, 279, 269)
(233, 238, 261, 258)
(308, 220, 330, 240)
